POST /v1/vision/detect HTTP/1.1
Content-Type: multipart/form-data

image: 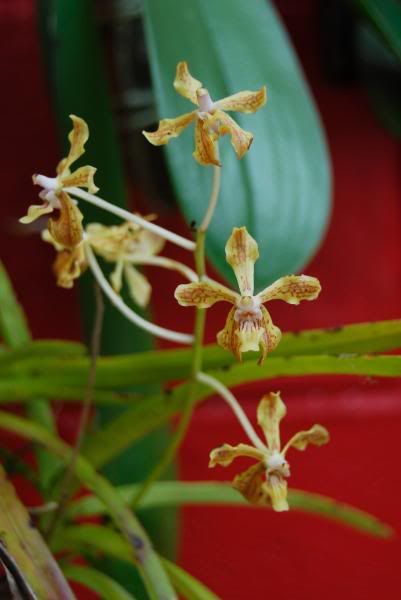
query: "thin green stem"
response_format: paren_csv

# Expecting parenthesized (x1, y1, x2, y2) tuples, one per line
(44, 282, 104, 542)
(131, 164, 221, 509)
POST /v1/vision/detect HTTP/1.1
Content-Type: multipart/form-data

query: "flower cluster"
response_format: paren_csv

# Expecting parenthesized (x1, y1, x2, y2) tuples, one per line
(21, 61, 328, 515)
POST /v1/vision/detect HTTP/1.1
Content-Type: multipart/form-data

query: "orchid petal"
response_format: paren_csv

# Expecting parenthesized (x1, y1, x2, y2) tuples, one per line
(61, 165, 99, 194)
(257, 392, 286, 451)
(282, 424, 330, 456)
(143, 111, 196, 146)
(225, 227, 259, 295)
(215, 86, 267, 113)
(47, 191, 84, 249)
(19, 203, 53, 225)
(124, 264, 152, 308)
(232, 462, 270, 505)
(110, 259, 124, 294)
(208, 110, 253, 160)
(258, 306, 282, 365)
(209, 443, 264, 468)
(173, 61, 202, 105)
(57, 115, 90, 177)
(53, 244, 86, 289)
(217, 306, 241, 360)
(193, 117, 221, 166)
(175, 280, 238, 308)
(257, 274, 321, 305)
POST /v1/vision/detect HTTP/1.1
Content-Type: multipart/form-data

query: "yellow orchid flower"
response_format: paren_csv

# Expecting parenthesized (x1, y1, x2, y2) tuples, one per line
(143, 61, 266, 166)
(209, 391, 329, 512)
(20, 115, 98, 248)
(41, 229, 87, 289)
(86, 219, 164, 308)
(175, 227, 321, 364)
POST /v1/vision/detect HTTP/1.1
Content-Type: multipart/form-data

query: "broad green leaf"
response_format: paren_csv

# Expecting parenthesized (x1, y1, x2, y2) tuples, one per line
(0, 412, 176, 600)
(0, 262, 60, 495)
(353, 0, 401, 61)
(82, 353, 401, 468)
(142, 0, 331, 289)
(0, 463, 75, 599)
(2, 319, 401, 389)
(63, 565, 137, 600)
(66, 481, 391, 539)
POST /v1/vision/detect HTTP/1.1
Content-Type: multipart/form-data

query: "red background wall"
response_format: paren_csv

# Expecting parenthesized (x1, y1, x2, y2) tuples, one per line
(1, 1, 401, 598)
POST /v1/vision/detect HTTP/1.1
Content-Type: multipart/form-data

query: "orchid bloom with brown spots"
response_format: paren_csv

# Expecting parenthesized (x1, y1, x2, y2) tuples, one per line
(175, 227, 321, 364)
(210, 392, 329, 512)
(20, 115, 98, 248)
(86, 219, 164, 308)
(143, 61, 266, 166)
(41, 230, 87, 289)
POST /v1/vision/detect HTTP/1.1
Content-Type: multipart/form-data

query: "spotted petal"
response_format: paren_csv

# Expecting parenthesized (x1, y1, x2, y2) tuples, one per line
(173, 61, 202, 105)
(257, 275, 321, 305)
(61, 165, 99, 194)
(143, 111, 196, 146)
(19, 202, 53, 224)
(124, 264, 152, 308)
(215, 86, 267, 113)
(57, 115, 90, 177)
(232, 462, 270, 505)
(193, 117, 221, 166)
(225, 227, 259, 296)
(209, 443, 264, 468)
(47, 191, 84, 249)
(257, 392, 286, 451)
(282, 424, 330, 455)
(217, 306, 241, 360)
(258, 306, 282, 365)
(53, 244, 86, 289)
(110, 259, 124, 294)
(208, 110, 253, 160)
(175, 280, 238, 308)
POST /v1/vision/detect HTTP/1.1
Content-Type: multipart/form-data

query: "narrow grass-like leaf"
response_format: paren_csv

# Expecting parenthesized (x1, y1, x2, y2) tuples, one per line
(59, 527, 220, 600)
(66, 481, 391, 539)
(0, 262, 60, 495)
(63, 565, 136, 600)
(162, 559, 221, 600)
(0, 412, 176, 600)
(353, 0, 401, 61)
(2, 320, 401, 389)
(82, 353, 401, 469)
(0, 261, 30, 347)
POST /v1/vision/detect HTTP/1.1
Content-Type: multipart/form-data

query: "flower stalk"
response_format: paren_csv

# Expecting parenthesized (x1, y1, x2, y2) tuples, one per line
(65, 186, 196, 252)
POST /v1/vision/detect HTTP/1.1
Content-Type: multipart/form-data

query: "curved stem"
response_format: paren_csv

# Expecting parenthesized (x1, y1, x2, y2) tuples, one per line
(200, 163, 221, 232)
(126, 254, 198, 282)
(196, 372, 267, 451)
(66, 186, 196, 252)
(86, 244, 193, 345)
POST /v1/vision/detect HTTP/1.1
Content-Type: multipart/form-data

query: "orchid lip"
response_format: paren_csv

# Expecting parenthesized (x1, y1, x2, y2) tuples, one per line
(197, 88, 215, 114)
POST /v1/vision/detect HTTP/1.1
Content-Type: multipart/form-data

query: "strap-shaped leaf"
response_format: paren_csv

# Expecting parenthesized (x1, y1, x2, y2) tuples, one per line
(142, 0, 331, 288)
(66, 481, 391, 539)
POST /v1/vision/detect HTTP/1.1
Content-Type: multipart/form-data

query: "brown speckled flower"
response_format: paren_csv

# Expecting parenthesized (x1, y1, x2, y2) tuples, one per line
(210, 391, 329, 512)
(143, 61, 266, 166)
(175, 227, 321, 364)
